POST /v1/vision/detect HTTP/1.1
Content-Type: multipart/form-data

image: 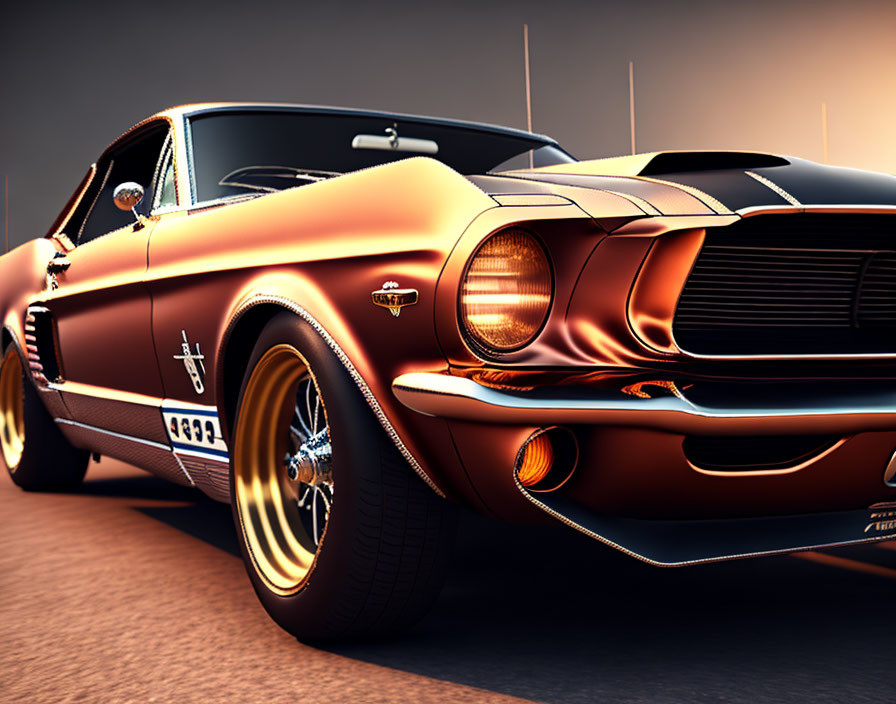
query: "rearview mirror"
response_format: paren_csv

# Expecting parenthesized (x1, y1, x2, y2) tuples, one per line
(352, 126, 438, 155)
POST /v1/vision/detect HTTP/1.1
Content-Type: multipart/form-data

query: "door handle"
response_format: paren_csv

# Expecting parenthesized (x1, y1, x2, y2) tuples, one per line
(47, 255, 71, 274)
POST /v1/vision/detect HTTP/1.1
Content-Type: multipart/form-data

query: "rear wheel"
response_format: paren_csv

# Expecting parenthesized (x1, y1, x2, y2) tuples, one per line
(0, 344, 89, 490)
(230, 313, 456, 641)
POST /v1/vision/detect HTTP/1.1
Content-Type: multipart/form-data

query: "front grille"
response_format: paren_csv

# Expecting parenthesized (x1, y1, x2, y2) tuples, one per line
(673, 214, 896, 355)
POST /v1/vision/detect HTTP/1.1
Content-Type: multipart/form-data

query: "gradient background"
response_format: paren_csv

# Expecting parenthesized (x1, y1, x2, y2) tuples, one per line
(1, 0, 894, 246)
(2, 5, 896, 701)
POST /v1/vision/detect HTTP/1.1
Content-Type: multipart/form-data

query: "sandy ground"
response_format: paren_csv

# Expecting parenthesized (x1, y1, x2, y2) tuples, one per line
(2, 458, 896, 704)
(0, 459, 528, 704)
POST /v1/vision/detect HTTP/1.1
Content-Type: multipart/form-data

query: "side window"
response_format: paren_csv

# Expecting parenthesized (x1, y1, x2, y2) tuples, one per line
(46, 167, 94, 238)
(74, 125, 170, 246)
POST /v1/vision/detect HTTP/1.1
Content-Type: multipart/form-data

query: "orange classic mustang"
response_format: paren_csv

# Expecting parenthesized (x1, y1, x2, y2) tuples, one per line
(2, 103, 896, 640)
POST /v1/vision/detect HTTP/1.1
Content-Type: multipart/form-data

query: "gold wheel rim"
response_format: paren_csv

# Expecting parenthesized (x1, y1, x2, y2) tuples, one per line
(233, 344, 333, 595)
(0, 348, 25, 471)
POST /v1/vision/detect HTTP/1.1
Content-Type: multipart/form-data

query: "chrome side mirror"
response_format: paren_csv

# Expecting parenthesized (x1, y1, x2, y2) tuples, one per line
(112, 182, 145, 227)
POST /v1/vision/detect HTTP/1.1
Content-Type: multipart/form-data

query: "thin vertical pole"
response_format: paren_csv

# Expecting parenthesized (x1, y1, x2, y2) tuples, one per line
(821, 102, 829, 164)
(629, 61, 636, 155)
(4, 175, 8, 254)
(524, 24, 533, 168)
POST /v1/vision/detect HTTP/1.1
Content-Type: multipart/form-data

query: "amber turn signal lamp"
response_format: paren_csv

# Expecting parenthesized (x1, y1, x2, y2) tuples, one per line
(515, 427, 579, 493)
(460, 228, 552, 352)
(517, 434, 554, 487)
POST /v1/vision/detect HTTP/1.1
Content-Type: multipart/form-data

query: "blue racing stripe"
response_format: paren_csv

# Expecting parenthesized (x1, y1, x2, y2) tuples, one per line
(162, 406, 220, 417)
(172, 441, 230, 460)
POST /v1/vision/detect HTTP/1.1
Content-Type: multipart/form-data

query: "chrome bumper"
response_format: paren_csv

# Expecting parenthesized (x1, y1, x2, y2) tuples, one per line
(392, 372, 896, 435)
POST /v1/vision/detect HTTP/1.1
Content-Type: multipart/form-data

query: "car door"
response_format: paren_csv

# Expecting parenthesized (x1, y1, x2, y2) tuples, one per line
(38, 121, 170, 443)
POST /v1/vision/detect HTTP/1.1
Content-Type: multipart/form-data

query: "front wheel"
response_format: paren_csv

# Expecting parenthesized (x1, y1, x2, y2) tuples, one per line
(230, 313, 456, 641)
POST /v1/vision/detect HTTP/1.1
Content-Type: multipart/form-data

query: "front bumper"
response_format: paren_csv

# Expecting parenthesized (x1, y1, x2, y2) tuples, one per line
(393, 372, 896, 435)
(393, 371, 896, 565)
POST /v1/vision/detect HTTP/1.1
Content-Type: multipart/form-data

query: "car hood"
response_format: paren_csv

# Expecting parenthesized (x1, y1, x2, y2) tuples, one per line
(468, 151, 896, 220)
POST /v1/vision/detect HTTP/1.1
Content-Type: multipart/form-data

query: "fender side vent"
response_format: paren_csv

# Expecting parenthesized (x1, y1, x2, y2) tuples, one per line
(24, 306, 63, 385)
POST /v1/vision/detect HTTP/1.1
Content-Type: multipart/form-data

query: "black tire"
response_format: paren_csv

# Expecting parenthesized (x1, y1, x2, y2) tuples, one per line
(0, 344, 89, 490)
(230, 312, 457, 642)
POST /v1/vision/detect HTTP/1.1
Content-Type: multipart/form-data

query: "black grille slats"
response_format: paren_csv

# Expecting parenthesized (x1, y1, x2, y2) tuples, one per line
(857, 253, 896, 328)
(678, 246, 864, 327)
(672, 214, 896, 355)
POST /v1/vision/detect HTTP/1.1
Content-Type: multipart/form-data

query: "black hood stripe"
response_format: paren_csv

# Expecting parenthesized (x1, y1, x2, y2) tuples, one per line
(474, 157, 896, 215)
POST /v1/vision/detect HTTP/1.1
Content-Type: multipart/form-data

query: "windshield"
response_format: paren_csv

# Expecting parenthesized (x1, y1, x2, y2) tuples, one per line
(188, 110, 575, 203)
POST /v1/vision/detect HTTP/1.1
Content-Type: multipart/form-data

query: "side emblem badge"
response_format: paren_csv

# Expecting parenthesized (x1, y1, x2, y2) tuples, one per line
(174, 329, 206, 395)
(371, 281, 418, 318)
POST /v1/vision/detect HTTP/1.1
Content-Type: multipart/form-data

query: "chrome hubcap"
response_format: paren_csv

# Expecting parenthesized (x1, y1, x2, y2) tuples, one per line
(232, 344, 334, 595)
(285, 375, 334, 548)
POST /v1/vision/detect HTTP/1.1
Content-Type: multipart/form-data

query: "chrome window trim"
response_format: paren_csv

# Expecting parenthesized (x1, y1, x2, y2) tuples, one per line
(184, 114, 197, 206)
(147, 194, 263, 217)
(179, 103, 559, 148)
(150, 132, 171, 211)
(178, 111, 263, 213)
(172, 114, 192, 209)
(150, 132, 177, 213)
(76, 159, 115, 243)
(149, 204, 185, 216)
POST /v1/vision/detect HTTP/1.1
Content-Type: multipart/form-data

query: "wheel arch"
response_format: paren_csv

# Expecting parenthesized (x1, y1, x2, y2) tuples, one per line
(215, 292, 446, 497)
(216, 301, 286, 444)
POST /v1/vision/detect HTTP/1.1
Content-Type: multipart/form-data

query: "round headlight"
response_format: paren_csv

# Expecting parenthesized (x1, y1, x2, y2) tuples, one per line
(460, 228, 553, 352)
